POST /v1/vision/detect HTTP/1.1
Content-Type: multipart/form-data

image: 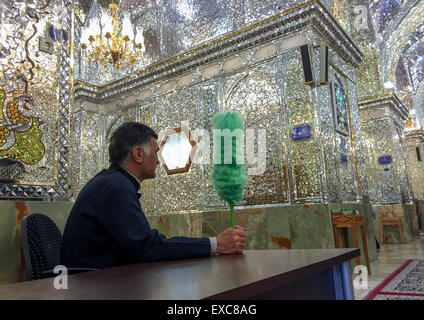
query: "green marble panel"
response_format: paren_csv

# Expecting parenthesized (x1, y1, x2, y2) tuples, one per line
(266, 206, 290, 250)
(200, 205, 335, 251)
(147, 215, 172, 238)
(404, 204, 420, 240)
(147, 213, 202, 238)
(236, 208, 268, 250)
(199, 210, 221, 238)
(201, 208, 269, 250)
(0, 200, 73, 285)
(288, 204, 333, 250)
(0, 201, 20, 284)
(418, 200, 424, 230)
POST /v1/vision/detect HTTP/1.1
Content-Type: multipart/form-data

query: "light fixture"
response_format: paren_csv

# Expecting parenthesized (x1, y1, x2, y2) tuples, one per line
(80, 2, 144, 70)
(383, 81, 395, 90)
(158, 126, 197, 175)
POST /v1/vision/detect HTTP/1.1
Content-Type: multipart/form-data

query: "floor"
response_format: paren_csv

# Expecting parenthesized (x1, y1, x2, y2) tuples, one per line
(353, 233, 424, 300)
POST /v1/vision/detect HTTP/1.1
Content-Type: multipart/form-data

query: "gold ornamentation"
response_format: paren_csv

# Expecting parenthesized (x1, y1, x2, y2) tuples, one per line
(80, 2, 144, 70)
(0, 88, 45, 165)
(0, 125, 9, 147)
(6, 94, 30, 125)
(76, 0, 360, 92)
(0, 118, 45, 165)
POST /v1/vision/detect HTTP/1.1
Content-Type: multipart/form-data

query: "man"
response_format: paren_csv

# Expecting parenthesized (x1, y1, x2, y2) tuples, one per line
(414, 198, 423, 232)
(61, 122, 246, 269)
(363, 194, 380, 251)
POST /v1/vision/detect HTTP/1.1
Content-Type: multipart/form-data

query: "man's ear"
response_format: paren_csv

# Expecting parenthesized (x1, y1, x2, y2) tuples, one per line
(132, 146, 144, 164)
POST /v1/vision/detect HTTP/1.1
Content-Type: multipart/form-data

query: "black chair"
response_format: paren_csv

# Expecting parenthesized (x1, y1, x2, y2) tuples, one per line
(21, 213, 97, 281)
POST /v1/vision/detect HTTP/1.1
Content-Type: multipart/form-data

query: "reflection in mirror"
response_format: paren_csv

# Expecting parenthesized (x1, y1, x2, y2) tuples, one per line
(158, 126, 197, 175)
(161, 132, 192, 170)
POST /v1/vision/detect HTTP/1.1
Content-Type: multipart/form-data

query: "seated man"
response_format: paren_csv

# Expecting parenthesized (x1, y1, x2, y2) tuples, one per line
(61, 122, 246, 269)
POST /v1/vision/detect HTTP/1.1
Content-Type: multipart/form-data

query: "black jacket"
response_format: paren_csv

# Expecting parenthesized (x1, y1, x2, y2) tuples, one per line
(60, 164, 211, 269)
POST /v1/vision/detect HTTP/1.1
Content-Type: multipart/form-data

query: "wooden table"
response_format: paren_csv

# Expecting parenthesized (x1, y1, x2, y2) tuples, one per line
(332, 213, 371, 275)
(0, 249, 360, 300)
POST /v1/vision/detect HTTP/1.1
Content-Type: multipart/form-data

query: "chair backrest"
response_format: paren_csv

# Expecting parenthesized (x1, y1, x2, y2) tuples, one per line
(380, 211, 396, 220)
(21, 213, 62, 281)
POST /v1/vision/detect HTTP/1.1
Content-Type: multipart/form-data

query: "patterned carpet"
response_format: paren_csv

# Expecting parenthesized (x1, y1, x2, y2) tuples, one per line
(365, 260, 424, 300)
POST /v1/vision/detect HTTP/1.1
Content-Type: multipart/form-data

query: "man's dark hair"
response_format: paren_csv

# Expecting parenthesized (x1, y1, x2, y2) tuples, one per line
(109, 122, 158, 165)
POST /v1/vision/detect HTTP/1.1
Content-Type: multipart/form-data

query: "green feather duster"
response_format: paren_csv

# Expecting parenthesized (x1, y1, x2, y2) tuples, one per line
(212, 112, 247, 228)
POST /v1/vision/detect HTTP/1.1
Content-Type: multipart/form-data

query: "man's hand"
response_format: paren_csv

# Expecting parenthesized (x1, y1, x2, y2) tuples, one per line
(216, 225, 246, 255)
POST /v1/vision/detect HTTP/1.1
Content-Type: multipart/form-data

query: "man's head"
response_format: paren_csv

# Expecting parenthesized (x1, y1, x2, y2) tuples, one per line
(109, 122, 159, 181)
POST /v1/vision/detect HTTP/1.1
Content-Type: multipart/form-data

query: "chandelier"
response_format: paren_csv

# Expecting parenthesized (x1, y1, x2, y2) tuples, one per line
(80, 2, 144, 70)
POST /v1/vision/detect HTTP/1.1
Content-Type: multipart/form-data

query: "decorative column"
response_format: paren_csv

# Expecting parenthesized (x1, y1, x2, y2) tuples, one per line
(405, 128, 424, 231)
(359, 93, 419, 243)
(405, 128, 424, 200)
(69, 99, 103, 200)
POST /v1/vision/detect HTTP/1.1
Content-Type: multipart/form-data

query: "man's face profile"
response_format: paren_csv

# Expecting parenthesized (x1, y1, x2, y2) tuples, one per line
(140, 137, 160, 180)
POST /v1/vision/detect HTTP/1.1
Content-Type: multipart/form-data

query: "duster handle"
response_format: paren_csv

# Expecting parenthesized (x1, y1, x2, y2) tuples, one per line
(230, 203, 235, 229)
